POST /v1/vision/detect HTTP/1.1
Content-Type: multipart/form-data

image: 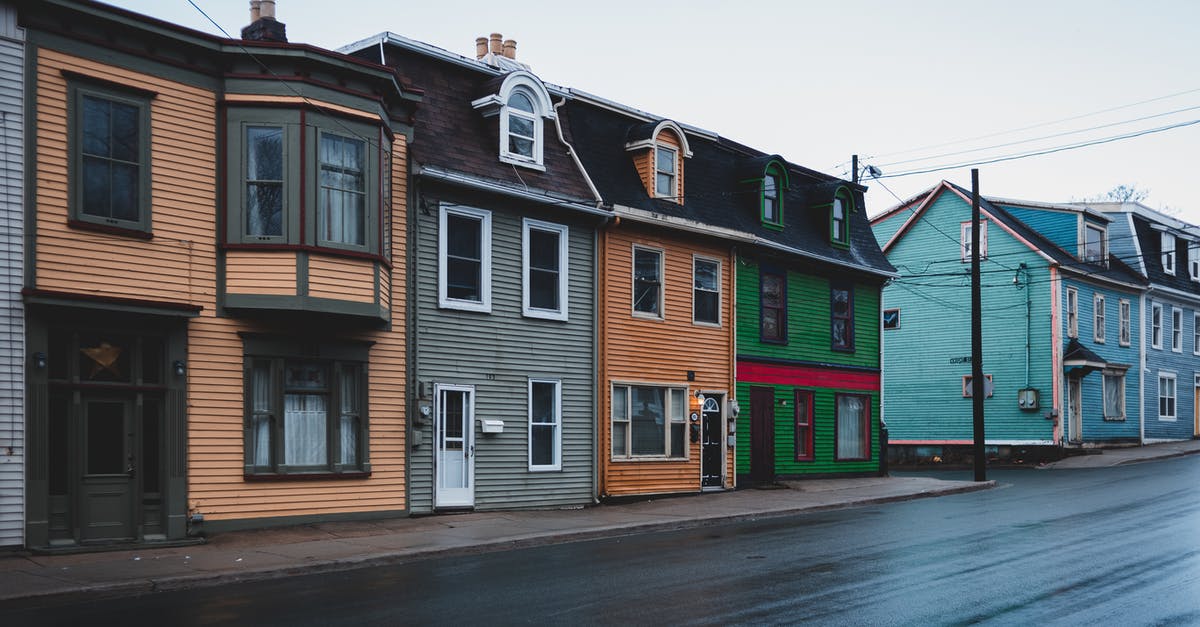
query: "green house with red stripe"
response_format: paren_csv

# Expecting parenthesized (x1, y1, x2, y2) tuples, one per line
(734, 178, 896, 483)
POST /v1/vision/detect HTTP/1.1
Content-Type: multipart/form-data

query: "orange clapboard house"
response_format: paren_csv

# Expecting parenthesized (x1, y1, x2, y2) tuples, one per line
(21, 1, 418, 549)
(575, 109, 739, 497)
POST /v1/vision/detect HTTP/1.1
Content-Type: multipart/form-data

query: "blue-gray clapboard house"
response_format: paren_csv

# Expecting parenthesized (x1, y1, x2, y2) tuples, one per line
(1088, 201, 1200, 442)
(343, 33, 608, 512)
(872, 182, 1146, 462)
(0, 0, 23, 549)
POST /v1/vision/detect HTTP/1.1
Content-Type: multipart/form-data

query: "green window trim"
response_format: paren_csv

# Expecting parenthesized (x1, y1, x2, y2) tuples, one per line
(829, 188, 853, 248)
(68, 80, 154, 236)
(226, 108, 386, 255)
(760, 162, 789, 228)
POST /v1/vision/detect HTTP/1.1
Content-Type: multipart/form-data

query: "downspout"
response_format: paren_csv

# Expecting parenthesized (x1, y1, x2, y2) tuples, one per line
(1140, 288, 1150, 444)
(1050, 265, 1063, 446)
(1022, 264, 1031, 389)
(552, 98, 603, 207)
(728, 245, 737, 489)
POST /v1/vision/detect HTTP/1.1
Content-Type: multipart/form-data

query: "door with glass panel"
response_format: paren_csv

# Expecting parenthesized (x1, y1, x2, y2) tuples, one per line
(435, 384, 475, 507)
(701, 394, 724, 488)
(79, 396, 136, 542)
(1068, 377, 1083, 444)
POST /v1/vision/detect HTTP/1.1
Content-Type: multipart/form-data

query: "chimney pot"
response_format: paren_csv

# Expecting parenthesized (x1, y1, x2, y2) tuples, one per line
(503, 39, 516, 59)
(475, 37, 488, 60)
(260, 0, 276, 19)
(249, 0, 261, 22)
(489, 33, 503, 55)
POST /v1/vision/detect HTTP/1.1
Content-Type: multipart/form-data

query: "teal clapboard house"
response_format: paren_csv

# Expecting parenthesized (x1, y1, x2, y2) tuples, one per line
(872, 182, 1146, 461)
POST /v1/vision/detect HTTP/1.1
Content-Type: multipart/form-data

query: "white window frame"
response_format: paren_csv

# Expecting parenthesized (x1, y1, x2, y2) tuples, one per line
(1102, 370, 1125, 421)
(501, 88, 542, 167)
(631, 245, 665, 319)
(654, 144, 678, 199)
(521, 218, 569, 321)
(472, 71, 555, 171)
(1082, 223, 1106, 263)
(1119, 299, 1131, 347)
(1194, 312, 1200, 355)
(960, 220, 988, 262)
(1066, 288, 1078, 338)
(528, 378, 562, 471)
(1093, 293, 1105, 343)
(438, 205, 492, 312)
(1151, 302, 1163, 349)
(610, 383, 689, 460)
(1190, 243, 1200, 281)
(1172, 306, 1183, 353)
(1162, 232, 1176, 275)
(692, 255, 722, 327)
(1158, 372, 1177, 421)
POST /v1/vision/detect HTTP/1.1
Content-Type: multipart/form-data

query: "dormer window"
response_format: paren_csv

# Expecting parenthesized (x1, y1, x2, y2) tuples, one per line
(1162, 232, 1176, 275)
(472, 71, 555, 170)
(655, 145, 677, 198)
(831, 189, 853, 246)
(762, 174, 779, 223)
(749, 159, 789, 229)
(1083, 223, 1106, 264)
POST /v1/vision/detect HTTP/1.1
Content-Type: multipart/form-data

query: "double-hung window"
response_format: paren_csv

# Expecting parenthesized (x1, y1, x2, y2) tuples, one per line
(522, 219, 569, 320)
(1172, 307, 1183, 352)
(1083, 224, 1106, 263)
(1194, 312, 1200, 355)
(1119, 299, 1131, 347)
(528, 379, 562, 471)
(831, 285, 855, 351)
(961, 220, 988, 262)
(835, 393, 871, 461)
(1162, 232, 1176, 274)
(244, 343, 369, 476)
(693, 257, 721, 325)
(439, 206, 492, 312)
(794, 390, 813, 462)
(71, 82, 153, 234)
(1093, 294, 1105, 343)
(655, 145, 677, 199)
(1103, 371, 1125, 421)
(831, 195, 849, 245)
(760, 270, 787, 343)
(318, 132, 367, 247)
(505, 91, 538, 163)
(1159, 373, 1177, 420)
(1191, 244, 1200, 281)
(632, 246, 664, 317)
(1151, 303, 1163, 349)
(1065, 288, 1078, 339)
(762, 171, 783, 227)
(611, 385, 687, 459)
(245, 126, 284, 238)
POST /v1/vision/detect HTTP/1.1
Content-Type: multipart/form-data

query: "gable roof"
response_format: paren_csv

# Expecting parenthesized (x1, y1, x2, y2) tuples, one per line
(563, 95, 895, 278)
(877, 181, 1145, 290)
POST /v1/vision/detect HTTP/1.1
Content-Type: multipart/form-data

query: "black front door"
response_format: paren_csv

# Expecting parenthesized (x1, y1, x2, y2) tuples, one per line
(701, 395, 723, 488)
(749, 386, 775, 484)
(79, 397, 136, 542)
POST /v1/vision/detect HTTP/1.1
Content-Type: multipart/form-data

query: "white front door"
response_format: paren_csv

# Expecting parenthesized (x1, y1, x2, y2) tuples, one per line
(1068, 378, 1083, 444)
(435, 384, 475, 508)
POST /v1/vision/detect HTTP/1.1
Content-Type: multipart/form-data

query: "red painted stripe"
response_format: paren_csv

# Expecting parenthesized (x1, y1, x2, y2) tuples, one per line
(737, 361, 879, 391)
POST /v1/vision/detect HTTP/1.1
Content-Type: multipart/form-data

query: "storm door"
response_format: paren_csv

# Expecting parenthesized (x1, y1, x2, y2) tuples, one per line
(700, 395, 724, 488)
(434, 384, 475, 508)
(1068, 377, 1083, 444)
(79, 396, 136, 542)
(749, 386, 775, 484)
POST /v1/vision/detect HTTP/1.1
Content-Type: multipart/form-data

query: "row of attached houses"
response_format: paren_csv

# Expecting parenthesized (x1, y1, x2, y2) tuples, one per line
(0, 1, 894, 550)
(873, 182, 1200, 462)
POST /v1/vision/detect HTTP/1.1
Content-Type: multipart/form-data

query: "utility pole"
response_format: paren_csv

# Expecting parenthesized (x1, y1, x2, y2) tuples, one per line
(971, 169, 987, 482)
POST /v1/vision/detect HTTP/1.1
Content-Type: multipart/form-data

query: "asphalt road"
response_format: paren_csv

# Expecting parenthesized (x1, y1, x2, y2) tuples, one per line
(6, 457, 1199, 626)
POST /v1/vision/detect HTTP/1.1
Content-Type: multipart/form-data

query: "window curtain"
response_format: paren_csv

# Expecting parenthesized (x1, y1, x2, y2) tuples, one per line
(339, 367, 359, 466)
(251, 362, 272, 467)
(285, 393, 328, 466)
(1104, 374, 1123, 418)
(837, 395, 866, 459)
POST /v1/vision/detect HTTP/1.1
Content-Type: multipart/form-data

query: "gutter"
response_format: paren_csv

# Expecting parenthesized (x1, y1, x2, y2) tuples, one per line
(416, 165, 611, 218)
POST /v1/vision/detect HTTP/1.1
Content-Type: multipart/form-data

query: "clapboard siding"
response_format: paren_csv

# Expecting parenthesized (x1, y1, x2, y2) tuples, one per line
(1142, 294, 1197, 440)
(882, 192, 1058, 443)
(0, 6, 22, 548)
(999, 205, 1078, 253)
(409, 194, 594, 513)
(1065, 280, 1141, 442)
(599, 224, 734, 496)
(226, 251, 297, 295)
(308, 255, 374, 303)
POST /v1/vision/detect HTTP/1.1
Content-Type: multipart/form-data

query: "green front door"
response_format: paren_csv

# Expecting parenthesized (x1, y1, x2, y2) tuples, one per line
(79, 397, 136, 542)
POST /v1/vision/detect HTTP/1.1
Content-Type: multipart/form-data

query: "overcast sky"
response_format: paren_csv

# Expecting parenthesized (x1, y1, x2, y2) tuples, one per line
(105, 0, 1200, 222)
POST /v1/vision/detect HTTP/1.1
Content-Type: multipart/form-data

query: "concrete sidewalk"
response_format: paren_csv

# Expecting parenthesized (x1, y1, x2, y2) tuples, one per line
(1040, 438, 1200, 469)
(0, 475, 992, 604)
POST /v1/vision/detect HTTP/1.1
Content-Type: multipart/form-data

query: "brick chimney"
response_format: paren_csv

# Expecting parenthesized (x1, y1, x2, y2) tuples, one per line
(503, 39, 517, 59)
(489, 33, 503, 55)
(241, 0, 287, 43)
(475, 37, 488, 60)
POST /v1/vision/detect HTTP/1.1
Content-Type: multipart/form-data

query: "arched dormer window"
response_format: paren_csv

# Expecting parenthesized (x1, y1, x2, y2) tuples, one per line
(471, 70, 555, 170)
(831, 186, 854, 246)
(626, 120, 692, 204)
(761, 161, 789, 228)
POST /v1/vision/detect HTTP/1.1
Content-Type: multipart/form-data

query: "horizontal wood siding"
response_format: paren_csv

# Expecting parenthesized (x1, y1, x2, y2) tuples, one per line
(0, 20, 22, 548)
(34, 49, 217, 305)
(999, 205, 1078, 254)
(1139, 294, 1195, 440)
(410, 194, 594, 513)
(225, 251, 297, 295)
(1066, 279, 1141, 442)
(308, 255, 374, 303)
(881, 191, 1056, 443)
(600, 224, 733, 496)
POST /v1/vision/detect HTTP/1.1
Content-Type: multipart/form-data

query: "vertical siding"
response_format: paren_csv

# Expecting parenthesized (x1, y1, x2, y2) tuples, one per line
(1065, 279, 1142, 443)
(35, 49, 217, 305)
(225, 251, 297, 295)
(881, 191, 1057, 443)
(410, 194, 594, 513)
(0, 6, 22, 547)
(599, 224, 734, 496)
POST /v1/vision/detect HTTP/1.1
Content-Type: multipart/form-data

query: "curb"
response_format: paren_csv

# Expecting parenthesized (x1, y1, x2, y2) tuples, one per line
(0, 480, 995, 604)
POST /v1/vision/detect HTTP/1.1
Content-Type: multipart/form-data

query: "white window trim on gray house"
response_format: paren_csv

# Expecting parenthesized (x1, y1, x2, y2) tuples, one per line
(1172, 306, 1183, 353)
(528, 378, 562, 472)
(1151, 302, 1163, 349)
(438, 205, 492, 312)
(1119, 299, 1131, 347)
(521, 218, 569, 321)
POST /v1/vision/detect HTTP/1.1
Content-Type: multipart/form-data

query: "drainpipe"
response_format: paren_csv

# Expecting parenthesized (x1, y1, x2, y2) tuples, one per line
(552, 98, 603, 207)
(1140, 288, 1150, 444)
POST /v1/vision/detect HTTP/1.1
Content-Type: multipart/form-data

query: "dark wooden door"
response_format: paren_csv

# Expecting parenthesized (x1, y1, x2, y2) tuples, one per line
(701, 395, 723, 487)
(79, 397, 136, 542)
(749, 386, 775, 484)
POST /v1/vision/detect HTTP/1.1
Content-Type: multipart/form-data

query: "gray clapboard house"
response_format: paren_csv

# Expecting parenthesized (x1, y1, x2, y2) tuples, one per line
(0, 1, 22, 549)
(344, 33, 607, 512)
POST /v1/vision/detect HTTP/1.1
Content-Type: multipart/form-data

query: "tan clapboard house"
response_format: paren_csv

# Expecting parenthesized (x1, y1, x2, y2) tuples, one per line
(21, 0, 417, 549)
